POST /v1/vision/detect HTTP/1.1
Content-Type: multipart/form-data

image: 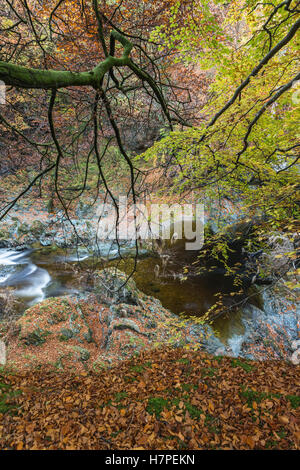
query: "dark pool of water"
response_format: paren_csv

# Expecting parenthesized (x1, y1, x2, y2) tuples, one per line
(0, 239, 248, 343)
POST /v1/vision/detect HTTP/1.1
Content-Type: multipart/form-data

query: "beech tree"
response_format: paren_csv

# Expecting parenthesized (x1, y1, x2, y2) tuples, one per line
(0, 1, 183, 217)
(140, 0, 300, 316)
(0, 1, 299, 293)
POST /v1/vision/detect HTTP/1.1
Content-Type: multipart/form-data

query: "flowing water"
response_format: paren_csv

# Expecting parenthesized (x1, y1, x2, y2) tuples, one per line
(0, 240, 249, 344)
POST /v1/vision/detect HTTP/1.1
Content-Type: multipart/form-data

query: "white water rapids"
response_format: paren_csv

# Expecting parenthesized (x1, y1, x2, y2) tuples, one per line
(0, 248, 51, 305)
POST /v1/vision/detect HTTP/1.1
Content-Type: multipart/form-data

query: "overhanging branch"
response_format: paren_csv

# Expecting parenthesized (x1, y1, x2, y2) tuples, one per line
(0, 31, 133, 90)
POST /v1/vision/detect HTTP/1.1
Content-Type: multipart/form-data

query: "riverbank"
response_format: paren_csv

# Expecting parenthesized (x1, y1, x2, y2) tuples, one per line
(0, 346, 299, 450)
(1, 265, 299, 372)
(0, 196, 299, 365)
(0, 266, 229, 372)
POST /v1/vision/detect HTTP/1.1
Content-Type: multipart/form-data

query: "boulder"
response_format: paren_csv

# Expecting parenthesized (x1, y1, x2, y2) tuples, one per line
(94, 268, 140, 305)
(30, 220, 45, 237)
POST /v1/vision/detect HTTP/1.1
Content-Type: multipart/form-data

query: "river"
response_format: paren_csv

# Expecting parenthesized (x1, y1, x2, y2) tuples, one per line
(0, 241, 250, 345)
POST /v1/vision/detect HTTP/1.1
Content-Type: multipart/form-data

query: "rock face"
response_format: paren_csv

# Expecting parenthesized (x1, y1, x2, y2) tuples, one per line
(120, 121, 162, 153)
(211, 285, 300, 361)
(0, 210, 139, 263)
(0, 213, 96, 250)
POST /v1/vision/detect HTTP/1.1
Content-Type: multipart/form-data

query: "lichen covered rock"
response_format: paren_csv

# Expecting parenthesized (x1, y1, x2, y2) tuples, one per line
(94, 268, 141, 306)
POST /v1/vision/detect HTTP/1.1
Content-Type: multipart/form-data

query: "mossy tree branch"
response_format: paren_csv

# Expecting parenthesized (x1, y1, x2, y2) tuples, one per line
(0, 31, 133, 90)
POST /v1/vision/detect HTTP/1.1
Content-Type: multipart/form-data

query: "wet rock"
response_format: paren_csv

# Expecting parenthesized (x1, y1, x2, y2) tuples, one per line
(94, 268, 140, 305)
(214, 347, 226, 356)
(291, 339, 300, 351)
(204, 197, 245, 235)
(39, 236, 53, 247)
(30, 220, 45, 237)
(291, 349, 300, 365)
(186, 323, 226, 355)
(109, 304, 132, 319)
(119, 308, 128, 318)
(98, 307, 105, 323)
(226, 285, 300, 361)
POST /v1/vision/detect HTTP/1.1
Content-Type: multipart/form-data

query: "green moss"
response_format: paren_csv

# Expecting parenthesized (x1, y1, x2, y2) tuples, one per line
(72, 346, 90, 362)
(124, 375, 138, 383)
(201, 367, 218, 377)
(240, 387, 281, 407)
(286, 395, 300, 409)
(59, 328, 74, 341)
(143, 361, 152, 368)
(214, 356, 223, 364)
(181, 383, 197, 392)
(183, 401, 203, 420)
(30, 220, 45, 237)
(83, 328, 94, 344)
(231, 358, 255, 373)
(177, 358, 190, 365)
(22, 328, 51, 346)
(146, 397, 169, 418)
(114, 391, 128, 403)
(47, 311, 67, 325)
(17, 222, 30, 235)
(265, 439, 278, 449)
(110, 430, 122, 438)
(0, 228, 10, 239)
(130, 364, 145, 373)
(0, 381, 21, 415)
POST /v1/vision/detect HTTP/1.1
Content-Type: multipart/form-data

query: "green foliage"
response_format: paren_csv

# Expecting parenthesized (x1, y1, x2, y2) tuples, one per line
(142, 1, 299, 283)
(150, 0, 230, 66)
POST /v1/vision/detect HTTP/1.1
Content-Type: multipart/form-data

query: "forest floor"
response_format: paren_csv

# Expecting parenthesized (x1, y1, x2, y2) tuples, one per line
(0, 347, 299, 450)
